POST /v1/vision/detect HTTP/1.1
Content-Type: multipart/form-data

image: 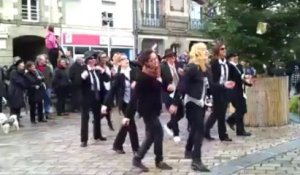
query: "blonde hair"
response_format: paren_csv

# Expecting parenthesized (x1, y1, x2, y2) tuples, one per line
(189, 42, 208, 72)
(112, 53, 121, 65)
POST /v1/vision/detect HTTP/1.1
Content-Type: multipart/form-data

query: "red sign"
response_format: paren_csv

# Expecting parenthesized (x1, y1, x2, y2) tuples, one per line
(63, 33, 100, 45)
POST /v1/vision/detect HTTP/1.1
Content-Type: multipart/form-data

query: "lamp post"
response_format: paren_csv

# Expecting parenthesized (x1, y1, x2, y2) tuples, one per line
(102, 12, 113, 58)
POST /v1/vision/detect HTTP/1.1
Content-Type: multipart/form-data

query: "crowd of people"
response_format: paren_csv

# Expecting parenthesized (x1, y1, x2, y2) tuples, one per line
(0, 25, 262, 173)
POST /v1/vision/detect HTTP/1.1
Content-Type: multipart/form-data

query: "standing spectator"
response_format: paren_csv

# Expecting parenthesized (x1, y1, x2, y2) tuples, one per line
(290, 65, 300, 96)
(52, 59, 71, 116)
(0, 66, 5, 112)
(36, 54, 53, 119)
(25, 61, 47, 123)
(69, 57, 84, 112)
(45, 25, 59, 69)
(8, 60, 28, 127)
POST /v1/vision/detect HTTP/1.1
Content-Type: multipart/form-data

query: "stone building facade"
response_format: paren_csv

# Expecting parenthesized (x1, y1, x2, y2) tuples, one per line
(0, 0, 62, 65)
(134, 0, 212, 56)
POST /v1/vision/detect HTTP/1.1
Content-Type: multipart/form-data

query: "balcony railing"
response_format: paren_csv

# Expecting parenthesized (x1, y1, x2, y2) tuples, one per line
(21, 4, 40, 22)
(141, 14, 165, 28)
(190, 19, 204, 30)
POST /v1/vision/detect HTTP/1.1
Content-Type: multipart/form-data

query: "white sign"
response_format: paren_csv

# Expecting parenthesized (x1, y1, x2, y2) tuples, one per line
(0, 39, 7, 49)
(65, 33, 72, 44)
(100, 36, 109, 45)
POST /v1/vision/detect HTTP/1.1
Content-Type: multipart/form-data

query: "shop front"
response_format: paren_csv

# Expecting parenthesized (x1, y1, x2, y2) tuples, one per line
(61, 32, 134, 60)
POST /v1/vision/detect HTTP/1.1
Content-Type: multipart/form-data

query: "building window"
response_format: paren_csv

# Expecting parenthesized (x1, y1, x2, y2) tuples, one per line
(190, 1, 203, 30)
(142, 0, 164, 27)
(22, 0, 39, 22)
(75, 47, 89, 55)
(143, 0, 161, 18)
(102, 12, 114, 27)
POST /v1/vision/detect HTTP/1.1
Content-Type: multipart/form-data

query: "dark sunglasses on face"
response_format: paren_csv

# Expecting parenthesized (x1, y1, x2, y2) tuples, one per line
(220, 47, 226, 50)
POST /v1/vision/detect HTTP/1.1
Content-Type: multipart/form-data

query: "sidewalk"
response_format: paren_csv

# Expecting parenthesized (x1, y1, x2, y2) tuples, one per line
(1, 111, 300, 175)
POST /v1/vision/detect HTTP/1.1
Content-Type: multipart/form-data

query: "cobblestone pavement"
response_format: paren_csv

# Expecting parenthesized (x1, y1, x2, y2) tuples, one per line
(1, 109, 300, 175)
(236, 148, 300, 175)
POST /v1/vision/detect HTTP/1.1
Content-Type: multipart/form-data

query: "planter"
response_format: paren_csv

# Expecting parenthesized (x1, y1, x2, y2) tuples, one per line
(244, 76, 289, 127)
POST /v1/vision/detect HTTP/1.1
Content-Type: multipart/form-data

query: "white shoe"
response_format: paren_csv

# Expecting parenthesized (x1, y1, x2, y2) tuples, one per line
(173, 136, 181, 143)
(163, 124, 173, 137)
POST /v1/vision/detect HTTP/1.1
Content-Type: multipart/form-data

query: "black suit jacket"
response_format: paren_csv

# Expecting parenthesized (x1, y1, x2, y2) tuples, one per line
(210, 58, 230, 95)
(80, 66, 110, 104)
(161, 62, 182, 105)
(103, 67, 137, 110)
(229, 63, 252, 93)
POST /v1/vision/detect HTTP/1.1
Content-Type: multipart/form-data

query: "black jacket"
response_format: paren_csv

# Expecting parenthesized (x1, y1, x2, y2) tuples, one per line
(228, 63, 252, 94)
(181, 63, 208, 99)
(134, 71, 165, 119)
(25, 70, 46, 102)
(103, 67, 137, 110)
(161, 62, 183, 105)
(80, 66, 110, 103)
(52, 67, 71, 90)
(210, 58, 230, 95)
(69, 62, 83, 87)
(8, 70, 29, 108)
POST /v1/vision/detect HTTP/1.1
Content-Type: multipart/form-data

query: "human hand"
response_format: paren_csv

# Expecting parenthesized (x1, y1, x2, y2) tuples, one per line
(167, 84, 175, 92)
(178, 68, 184, 76)
(224, 81, 235, 89)
(122, 117, 130, 126)
(169, 104, 178, 114)
(131, 81, 136, 89)
(81, 70, 89, 79)
(101, 105, 108, 114)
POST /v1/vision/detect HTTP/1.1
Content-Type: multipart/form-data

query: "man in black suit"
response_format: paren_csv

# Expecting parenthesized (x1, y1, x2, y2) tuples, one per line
(226, 53, 252, 136)
(80, 51, 110, 147)
(161, 49, 184, 143)
(205, 43, 235, 142)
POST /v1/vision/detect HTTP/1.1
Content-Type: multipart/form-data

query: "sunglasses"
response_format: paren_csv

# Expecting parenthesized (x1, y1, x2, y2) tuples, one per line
(220, 47, 226, 50)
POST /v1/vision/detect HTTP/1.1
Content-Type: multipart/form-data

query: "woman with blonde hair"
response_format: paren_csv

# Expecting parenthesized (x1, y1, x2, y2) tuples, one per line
(179, 42, 210, 172)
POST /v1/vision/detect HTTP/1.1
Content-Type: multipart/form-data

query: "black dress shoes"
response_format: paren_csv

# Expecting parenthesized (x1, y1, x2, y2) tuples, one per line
(99, 136, 107, 141)
(204, 134, 216, 141)
(237, 132, 252, 136)
(113, 147, 126, 154)
(80, 142, 87, 147)
(220, 137, 232, 142)
(38, 119, 48, 123)
(156, 161, 172, 170)
(132, 157, 149, 172)
(191, 160, 210, 172)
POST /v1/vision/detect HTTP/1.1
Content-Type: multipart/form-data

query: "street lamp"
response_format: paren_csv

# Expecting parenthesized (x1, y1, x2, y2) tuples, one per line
(102, 11, 113, 58)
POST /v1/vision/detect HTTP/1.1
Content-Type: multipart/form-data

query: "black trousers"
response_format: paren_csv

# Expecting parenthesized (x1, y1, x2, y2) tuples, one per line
(205, 93, 229, 140)
(165, 100, 184, 136)
(71, 87, 81, 111)
(10, 107, 21, 122)
(227, 91, 247, 134)
(48, 48, 59, 69)
(80, 98, 103, 142)
(185, 102, 205, 161)
(135, 116, 163, 163)
(113, 102, 139, 152)
(55, 87, 67, 115)
(29, 100, 44, 122)
(0, 97, 2, 113)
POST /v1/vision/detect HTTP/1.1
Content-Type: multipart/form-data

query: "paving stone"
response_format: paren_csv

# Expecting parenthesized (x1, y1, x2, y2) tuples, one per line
(1, 111, 300, 174)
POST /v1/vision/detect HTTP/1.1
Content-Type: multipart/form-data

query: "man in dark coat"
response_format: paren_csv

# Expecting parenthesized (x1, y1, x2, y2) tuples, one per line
(69, 57, 84, 112)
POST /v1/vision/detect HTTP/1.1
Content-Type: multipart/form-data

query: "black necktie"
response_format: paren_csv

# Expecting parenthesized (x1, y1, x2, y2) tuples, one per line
(91, 70, 99, 100)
